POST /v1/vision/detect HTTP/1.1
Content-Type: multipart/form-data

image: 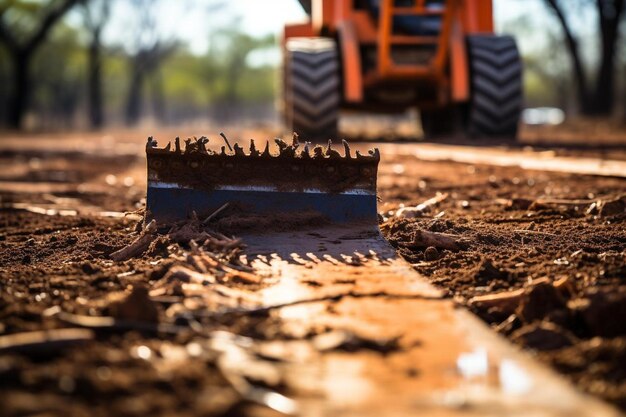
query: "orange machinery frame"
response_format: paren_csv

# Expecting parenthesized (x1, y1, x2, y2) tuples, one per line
(284, 0, 493, 105)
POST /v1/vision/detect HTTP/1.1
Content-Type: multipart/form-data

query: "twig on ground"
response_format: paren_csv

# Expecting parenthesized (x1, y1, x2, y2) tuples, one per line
(401, 230, 462, 250)
(468, 288, 525, 314)
(48, 310, 183, 334)
(110, 220, 158, 261)
(513, 229, 557, 236)
(203, 203, 230, 224)
(0, 328, 94, 354)
(395, 193, 449, 219)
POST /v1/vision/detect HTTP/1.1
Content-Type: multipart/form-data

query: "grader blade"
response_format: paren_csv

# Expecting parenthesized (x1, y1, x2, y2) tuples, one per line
(145, 136, 379, 225)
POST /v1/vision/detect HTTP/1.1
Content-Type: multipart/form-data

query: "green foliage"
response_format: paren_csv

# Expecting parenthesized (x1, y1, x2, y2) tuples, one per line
(0, 6, 279, 128)
(1, 0, 70, 44)
(32, 23, 85, 105)
(156, 28, 277, 117)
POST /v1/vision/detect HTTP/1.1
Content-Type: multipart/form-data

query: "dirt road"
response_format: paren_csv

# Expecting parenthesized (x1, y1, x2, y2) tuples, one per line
(0, 130, 624, 416)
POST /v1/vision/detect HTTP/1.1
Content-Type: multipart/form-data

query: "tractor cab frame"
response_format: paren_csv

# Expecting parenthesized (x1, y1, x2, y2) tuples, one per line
(282, 0, 523, 140)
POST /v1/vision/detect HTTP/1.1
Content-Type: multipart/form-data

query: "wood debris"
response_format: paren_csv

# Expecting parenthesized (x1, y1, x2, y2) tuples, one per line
(110, 219, 158, 261)
(401, 229, 462, 251)
(0, 329, 94, 355)
(468, 277, 574, 316)
(501, 194, 626, 217)
(395, 193, 449, 219)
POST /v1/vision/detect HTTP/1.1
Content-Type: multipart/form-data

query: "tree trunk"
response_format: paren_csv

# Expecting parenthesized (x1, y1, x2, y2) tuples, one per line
(87, 31, 104, 129)
(7, 52, 30, 129)
(544, 0, 592, 115)
(151, 70, 166, 123)
(125, 66, 144, 126)
(590, 0, 624, 116)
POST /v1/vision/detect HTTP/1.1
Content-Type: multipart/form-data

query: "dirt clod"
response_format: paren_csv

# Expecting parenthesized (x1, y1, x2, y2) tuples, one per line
(598, 195, 626, 217)
(516, 280, 567, 323)
(107, 286, 160, 323)
(512, 322, 578, 350)
(577, 289, 626, 337)
(424, 246, 439, 261)
(475, 258, 508, 282)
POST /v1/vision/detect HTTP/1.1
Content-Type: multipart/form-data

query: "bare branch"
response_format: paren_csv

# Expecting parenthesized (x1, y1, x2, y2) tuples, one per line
(25, 0, 82, 53)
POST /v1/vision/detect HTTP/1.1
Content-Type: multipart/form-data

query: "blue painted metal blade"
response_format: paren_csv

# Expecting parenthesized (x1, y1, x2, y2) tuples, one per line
(144, 137, 381, 226)
(146, 185, 378, 224)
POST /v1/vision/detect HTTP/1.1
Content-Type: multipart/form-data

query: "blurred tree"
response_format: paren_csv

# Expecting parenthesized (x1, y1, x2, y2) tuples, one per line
(0, 42, 9, 122)
(212, 27, 274, 121)
(544, 0, 624, 115)
(0, 0, 81, 128)
(82, 0, 109, 129)
(122, 0, 177, 126)
(31, 22, 85, 128)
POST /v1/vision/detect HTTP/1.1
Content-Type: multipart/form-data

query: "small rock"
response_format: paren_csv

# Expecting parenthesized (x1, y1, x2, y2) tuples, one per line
(107, 286, 159, 323)
(475, 259, 508, 283)
(424, 246, 439, 261)
(576, 289, 626, 337)
(598, 195, 626, 216)
(508, 198, 534, 210)
(80, 261, 100, 275)
(511, 321, 577, 350)
(516, 280, 566, 323)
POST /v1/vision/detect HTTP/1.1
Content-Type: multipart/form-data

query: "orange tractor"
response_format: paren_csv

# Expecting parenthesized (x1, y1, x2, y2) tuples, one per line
(282, 0, 523, 140)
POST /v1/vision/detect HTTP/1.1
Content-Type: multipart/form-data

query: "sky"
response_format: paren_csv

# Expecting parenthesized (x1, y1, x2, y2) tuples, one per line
(94, 0, 599, 66)
(102, 0, 308, 56)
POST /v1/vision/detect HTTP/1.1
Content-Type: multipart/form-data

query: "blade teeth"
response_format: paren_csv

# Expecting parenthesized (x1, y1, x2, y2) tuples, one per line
(325, 139, 341, 159)
(262, 141, 271, 157)
(249, 140, 260, 157)
(146, 137, 380, 162)
(275, 138, 287, 155)
(234, 143, 245, 156)
(198, 136, 209, 154)
(313, 145, 324, 159)
(342, 139, 351, 159)
(276, 137, 299, 158)
(146, 136, 157, 150)
(301, 141, 311, 159)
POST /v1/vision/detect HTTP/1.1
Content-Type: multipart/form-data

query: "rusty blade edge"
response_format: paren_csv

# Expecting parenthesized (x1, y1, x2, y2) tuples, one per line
(145, 136, 380, 162)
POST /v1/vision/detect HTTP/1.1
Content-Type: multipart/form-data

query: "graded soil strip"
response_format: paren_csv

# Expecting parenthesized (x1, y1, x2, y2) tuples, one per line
(240, 225, 619, 416)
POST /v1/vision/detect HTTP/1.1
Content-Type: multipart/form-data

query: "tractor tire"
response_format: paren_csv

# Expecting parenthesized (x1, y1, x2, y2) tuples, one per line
(420, 107, 464, 139)
(284, 37, 340, 141)
(466, 34, 523, 139)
